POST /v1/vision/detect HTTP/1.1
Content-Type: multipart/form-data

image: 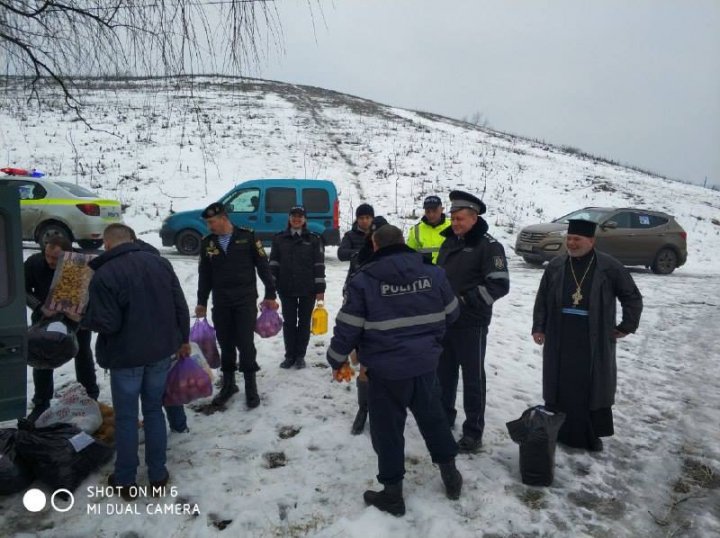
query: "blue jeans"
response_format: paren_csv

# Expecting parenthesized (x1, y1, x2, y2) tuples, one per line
(110, 357, 171, 485)
(164, 405, 187, 432)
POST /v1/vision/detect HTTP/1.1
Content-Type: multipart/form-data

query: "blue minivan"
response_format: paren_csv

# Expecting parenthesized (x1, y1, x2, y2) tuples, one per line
(160, 179, 341, 255)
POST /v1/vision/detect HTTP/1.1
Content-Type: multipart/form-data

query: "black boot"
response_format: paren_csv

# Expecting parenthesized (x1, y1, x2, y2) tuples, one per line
(279, 357, 295, 369)
(244, 372, 260, 409)
(294, 357, 306, 369)
(439, 460, 463, 500)
(351, 379, 368, 435)
(363, 481, 405, 516)
(212, 373, 239, 406)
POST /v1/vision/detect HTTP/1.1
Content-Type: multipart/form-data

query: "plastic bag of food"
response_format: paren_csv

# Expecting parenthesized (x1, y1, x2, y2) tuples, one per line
(163, 355, 213, 406)
(189, 318, 220, 368)
(35, 383, 102, 434)
(254, 304, 282, 338)
(44, 251, 96, 316)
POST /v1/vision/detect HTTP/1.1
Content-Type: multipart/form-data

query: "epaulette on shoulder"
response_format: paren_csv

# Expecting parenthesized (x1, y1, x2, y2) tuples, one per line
(236, 226, 254, 233)
(484, 233, 498, 243)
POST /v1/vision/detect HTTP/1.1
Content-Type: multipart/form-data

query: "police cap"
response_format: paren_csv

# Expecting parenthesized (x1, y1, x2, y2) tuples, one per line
(423, 195, 442, 209)
(289, 205, 306, 216)
(448, 190, 486, 215)
(201, 202, 228, 219)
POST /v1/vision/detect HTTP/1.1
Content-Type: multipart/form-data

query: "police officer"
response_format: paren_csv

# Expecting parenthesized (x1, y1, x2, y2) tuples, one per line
(195, 203, 278, 408)
(24, 235, 99, 422)
(406, 195, 451, 264)
(327, 225, 463, 516)
(436, 190, 510, 453)
(269, 206, 326, 370)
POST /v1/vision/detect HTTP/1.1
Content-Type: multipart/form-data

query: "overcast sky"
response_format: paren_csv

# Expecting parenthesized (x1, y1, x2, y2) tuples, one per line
(252, 0, 719, 187)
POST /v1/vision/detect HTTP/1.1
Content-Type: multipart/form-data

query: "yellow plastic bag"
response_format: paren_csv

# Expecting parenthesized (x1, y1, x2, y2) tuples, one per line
(311, 301, 328, 335)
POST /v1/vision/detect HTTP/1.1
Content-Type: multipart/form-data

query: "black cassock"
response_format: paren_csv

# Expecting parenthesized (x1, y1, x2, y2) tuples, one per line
(549, 251, 613, 449)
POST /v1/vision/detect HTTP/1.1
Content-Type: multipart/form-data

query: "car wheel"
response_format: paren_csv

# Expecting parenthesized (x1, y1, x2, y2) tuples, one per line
(176, 229, 202, 255)
(77, 239, 104, 250)
(36, 222, 72, 248)
(522, 256, 544, 267)
(651, 248, 677, 275)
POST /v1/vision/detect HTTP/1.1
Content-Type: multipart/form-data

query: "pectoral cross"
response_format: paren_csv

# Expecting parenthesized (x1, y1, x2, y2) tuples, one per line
(571, 288, 583, 307)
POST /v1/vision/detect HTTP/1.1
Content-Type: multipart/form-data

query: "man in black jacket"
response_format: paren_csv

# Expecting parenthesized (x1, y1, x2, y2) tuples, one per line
(269, 206, 325, 369)
(83, 224, 190, 499)
(338, 203, 374, 279)
(24, 235, 99, 422)
(532, 219, 642, 452)
(437, 190, 510, 453)
(195, 203, 278, 408)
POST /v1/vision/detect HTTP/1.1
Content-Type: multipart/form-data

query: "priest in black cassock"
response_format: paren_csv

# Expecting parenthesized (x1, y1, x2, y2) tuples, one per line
(531, 219, 643, 451)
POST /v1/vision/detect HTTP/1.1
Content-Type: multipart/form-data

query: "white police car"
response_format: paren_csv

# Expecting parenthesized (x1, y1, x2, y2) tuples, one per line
(0, 168, 123, 249)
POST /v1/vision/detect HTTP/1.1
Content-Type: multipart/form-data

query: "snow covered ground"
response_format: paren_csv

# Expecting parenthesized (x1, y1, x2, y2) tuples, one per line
(1, 77, 719, 537)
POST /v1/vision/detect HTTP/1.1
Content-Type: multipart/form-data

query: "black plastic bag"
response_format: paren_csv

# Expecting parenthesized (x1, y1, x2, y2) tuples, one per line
(506, 405, 566, 487)
(0, 429, 34, 495)
(27, 315, 79, 369)
(15, 421, 114, 492)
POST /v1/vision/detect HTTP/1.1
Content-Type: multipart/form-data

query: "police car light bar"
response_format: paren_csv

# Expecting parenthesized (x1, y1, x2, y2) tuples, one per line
(0, 167, 45, 177)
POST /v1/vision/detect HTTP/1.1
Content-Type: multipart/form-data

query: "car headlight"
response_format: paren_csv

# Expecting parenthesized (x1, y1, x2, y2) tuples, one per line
(547, 230, 567, 237)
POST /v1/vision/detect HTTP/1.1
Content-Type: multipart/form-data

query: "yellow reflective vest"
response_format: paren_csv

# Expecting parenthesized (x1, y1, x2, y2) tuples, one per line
(406, 216, 451, 263)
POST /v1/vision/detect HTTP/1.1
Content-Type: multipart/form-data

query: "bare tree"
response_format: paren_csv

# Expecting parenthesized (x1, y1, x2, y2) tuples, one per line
(0, 0, 289, 111)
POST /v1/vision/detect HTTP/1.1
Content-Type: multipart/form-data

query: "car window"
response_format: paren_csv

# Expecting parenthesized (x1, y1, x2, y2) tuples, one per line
(265, 188, 296, 213)
(302, 188, 330, 213)
(0, 180, 47, 200)
(606, 212, 633, 228)
(632, 213, 668, 228)
(555, 208, 612, 223)
(224, 188, 260, 213)
(55, 181, 98, 198)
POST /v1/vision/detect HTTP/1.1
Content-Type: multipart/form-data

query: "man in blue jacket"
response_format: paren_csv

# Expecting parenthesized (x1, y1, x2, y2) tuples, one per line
(84, 224, 190, 501)
(327, 224, 462, 517)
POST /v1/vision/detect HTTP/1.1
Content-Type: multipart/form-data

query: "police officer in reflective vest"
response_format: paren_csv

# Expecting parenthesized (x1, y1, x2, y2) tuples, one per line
(406, 195, 451, 264)
(327, 225, 463, 516)
(437, 190, 510, 453)
(195, 203, 278, 408)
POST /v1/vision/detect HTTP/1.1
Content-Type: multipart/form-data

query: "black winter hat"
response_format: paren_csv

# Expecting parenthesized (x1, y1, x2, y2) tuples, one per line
(355, 203, 375, 218)
(370, 216, 388, 232)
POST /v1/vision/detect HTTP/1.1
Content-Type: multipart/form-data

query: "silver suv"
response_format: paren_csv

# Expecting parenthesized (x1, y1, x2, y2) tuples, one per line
(515, 207, 688, 274)
(0, 174, 123, 249)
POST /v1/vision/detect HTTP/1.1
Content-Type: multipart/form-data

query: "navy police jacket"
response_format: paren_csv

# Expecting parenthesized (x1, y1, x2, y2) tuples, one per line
(327, 244, 459, 380)
(437, 217, 509, 327)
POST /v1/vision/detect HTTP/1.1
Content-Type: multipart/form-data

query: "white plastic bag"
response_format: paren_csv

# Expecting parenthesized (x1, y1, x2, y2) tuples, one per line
(35, 383, 102, 434)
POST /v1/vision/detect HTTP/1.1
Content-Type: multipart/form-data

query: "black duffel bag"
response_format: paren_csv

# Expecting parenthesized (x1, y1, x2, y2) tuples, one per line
(506, 405, 566, 487)
(27, 315, 79, 369)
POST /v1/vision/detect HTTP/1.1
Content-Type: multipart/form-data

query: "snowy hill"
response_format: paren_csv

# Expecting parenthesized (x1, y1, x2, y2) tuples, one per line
(2, 76, 718, 264)
(1, 76, 718, 537)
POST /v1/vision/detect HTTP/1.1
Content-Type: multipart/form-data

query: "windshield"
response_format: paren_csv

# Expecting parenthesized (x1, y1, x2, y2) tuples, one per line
(554, 208, 612, 224)
(55, 181, 98, 198)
